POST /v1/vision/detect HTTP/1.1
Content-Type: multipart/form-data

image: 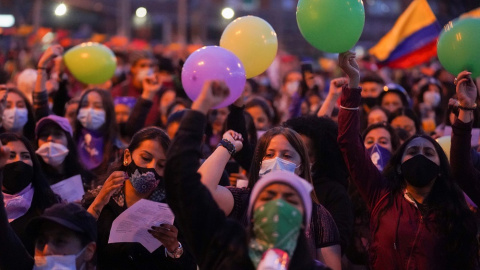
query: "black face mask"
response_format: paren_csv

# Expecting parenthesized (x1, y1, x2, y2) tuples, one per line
(2, 161, 34, 194)
(362, 97, 378, 108)
(401, 155, 440, 188)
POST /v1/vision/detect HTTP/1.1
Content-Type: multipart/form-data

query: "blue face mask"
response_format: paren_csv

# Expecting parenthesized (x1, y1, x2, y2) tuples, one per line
(366, 143, 391, 172)
(259, 157, 298, 177)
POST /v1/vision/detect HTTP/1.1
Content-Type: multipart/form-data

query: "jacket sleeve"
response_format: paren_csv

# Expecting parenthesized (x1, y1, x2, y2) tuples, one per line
(0, 173, 34, 270)
(164, 110, 231, 266)
(52, 79, 71, 117)
(226, 105, 253, 173)
(337, 86, 387, 210)
(450, 119, 480, 206)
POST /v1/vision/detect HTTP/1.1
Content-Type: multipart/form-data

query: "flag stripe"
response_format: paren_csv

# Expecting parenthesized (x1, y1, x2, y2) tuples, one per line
(383, 22, 441, 63)
(382, 39, 437, 69)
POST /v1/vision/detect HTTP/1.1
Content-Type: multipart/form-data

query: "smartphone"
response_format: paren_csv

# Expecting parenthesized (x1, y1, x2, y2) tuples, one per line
(225, 161, 240, 175)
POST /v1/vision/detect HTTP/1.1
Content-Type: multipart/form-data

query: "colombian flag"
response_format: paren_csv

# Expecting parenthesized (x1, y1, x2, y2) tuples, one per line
(369, 0, 441, 69)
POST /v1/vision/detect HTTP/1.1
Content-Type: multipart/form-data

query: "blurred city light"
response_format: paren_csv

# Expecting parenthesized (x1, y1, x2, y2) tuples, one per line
(136, 7, 147, 18)
(0, 15, 15, 27)
(55, 3, 67, 16)
(221, 7, 235, 19)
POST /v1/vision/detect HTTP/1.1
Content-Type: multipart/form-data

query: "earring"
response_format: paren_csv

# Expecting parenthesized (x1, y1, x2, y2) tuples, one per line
(124, 161, 128, 166)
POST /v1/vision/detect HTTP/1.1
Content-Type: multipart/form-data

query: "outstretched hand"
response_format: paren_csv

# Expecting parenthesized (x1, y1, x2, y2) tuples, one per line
(338, 51, 360, 88)
(192, 80, 230, 114)
(38, 45, 64, 68)
(456, 70, 477, 108)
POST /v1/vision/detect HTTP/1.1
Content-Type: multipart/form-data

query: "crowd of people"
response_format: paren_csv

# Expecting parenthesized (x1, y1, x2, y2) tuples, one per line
(0, 40, 480, 270)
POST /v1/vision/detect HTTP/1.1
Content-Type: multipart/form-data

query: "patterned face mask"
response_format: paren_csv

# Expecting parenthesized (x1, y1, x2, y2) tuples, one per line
(125, 160, 162, 194)
(249, 198, 302, 267)
(366, 143, 391, 172)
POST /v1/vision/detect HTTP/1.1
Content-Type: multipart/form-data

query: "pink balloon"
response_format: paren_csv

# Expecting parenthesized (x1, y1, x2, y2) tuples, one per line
(181, 46, 246, 109)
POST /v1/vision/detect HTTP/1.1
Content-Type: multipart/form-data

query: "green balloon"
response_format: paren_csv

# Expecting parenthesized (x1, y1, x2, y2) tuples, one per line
(296, 0, 365, 53)
(437, 18, 480, 78)
(63, 42, 117, 85)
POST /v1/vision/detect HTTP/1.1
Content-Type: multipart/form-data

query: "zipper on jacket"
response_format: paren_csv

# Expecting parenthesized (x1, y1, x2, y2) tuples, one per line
(406, 213, 423, 269)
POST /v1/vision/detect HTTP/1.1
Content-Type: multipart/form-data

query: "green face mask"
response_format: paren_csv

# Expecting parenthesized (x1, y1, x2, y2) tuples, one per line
(249, 198, 303, 267)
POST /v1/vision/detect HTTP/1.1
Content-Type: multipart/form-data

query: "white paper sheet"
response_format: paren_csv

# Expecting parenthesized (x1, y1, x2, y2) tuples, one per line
(108, 199, 175, 253)
(50, 174, 85, 203)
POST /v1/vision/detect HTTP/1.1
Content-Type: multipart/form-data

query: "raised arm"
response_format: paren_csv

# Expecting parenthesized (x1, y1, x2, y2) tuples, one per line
(34, 44, 63, 120)
(450, 71, 480, 206)
(317, 77, 347, 118)
(197, 129, 242, 215)
(165, 81, 245, 267)
(336, 52, 386, 210)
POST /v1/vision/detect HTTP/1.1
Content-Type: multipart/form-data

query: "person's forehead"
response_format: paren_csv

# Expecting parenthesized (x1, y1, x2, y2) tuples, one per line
(261, 182, 299, 195)
(405, 137, 435, 149)
(134, 140, 166, 159)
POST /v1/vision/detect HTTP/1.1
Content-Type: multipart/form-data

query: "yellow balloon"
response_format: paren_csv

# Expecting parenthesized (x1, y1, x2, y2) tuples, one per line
(436, 136, 451, 162)
(220, 16, 278, 79)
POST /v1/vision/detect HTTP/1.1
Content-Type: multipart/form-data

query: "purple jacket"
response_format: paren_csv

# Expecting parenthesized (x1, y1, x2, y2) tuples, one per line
(337, 86, 448, 270)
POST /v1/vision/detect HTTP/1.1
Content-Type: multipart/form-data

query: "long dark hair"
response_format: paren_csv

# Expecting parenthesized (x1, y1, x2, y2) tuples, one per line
(284, 116, 349, 188)
(1, 88, 36, 142)
(74, 88, 118, 174)
(0, 133, 59, 213)
(248, 127, 318, 204)
(106, 127, 171, 177)
(382, 134, 478, 268)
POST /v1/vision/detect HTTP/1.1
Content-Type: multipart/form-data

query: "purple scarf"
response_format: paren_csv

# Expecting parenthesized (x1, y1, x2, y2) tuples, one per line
(78, 129, 104, 170)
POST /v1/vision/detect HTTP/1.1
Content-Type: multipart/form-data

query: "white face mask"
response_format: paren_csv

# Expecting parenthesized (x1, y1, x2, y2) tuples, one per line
(423, 91, 441, 107)
(2, 108, 28, 132)
(77, 108, 106, 131)
(34, 245, 87, 270)
(35, 142, 70, 167)
(259, 157, 298, 177)
(285, 81, 299, 97)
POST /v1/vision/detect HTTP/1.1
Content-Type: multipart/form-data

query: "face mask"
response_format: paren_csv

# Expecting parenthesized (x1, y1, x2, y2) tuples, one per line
(285, 81, 299, 96)
(34, 245, 87, 270)
(2, 108, 28, 132)
(366, 144, 391, 172)
(77, 108, 106, 131)
(249, 198, 302, 267)
(362, 97, 378, 108)
(2, 161, 33, 194)
(259, 157, 298, 177)
(135, 68, 153, 85)
(125, 159, 162, 194)
(401, 154, 440, 188)
(35, 142, 70, 167)
(423, 91, 441, 107)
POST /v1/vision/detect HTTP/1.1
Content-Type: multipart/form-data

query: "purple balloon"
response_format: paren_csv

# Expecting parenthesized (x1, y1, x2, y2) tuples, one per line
(182, 46, 246, 109)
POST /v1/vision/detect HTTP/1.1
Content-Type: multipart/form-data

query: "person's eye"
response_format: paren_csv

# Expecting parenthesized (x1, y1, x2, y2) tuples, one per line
(379, 138, 389, 145)
(365, 139, 374, 144)
(287, 199, 300, 206)
(141, 156, 151, 162)
(9, 152, 15, 159)
(264, 153, 273, 158)
(21, 154, 31, 160)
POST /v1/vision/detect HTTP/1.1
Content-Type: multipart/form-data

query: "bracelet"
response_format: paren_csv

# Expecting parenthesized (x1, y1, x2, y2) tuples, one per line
(339, 105, 360, 111)
(458, 103, 477, 111)
(217, 139, 236, 155)
(165, 242, 183, 258)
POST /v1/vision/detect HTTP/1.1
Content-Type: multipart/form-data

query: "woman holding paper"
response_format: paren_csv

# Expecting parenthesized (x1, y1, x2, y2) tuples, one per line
(34, 115, 97, 197)
(82, 127, 195, 270)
